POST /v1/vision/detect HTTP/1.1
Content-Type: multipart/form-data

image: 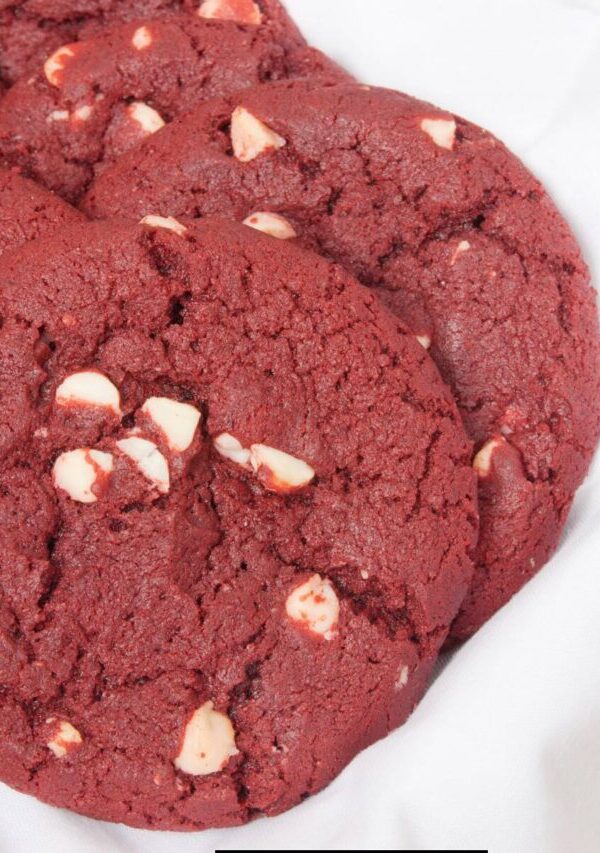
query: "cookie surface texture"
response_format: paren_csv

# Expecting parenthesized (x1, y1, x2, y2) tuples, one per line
(0, 0, 305, 87)
(0, 15, 348, 202)
(0, 167, 83, 256)
(0, 217, 477, 829)
(84, 80, 600, 638)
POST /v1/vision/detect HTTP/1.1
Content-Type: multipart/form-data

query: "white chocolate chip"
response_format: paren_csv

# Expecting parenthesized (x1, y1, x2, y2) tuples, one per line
(116, 437, 170, 493)
(249, 444, 315, 493)
(285, 574, 339, 640)
(450, 240, 471, 265)
(56, 370, 121, 415)
(473, 436, 506, 478)
(132, 25, 153, 50)
(231, 107, 286, 163)
(395, 665, 409, 690)
(174, 701, 238, 776)
(360, 570, 369, 580)
(214, 433, 252, 468)
(141, 397, 201, 452)
(73, 104, 93, 122)
(198, 0, 262, 25)
(139, 215, 188, 237)
(53, 449, 114, 503)
(46, 718, 83, 758)
(47, 109, 70, 123)
(416, 334, 431, 350)
(242, 212, 297, 240)
(44, 45, 76, 87)
(420, 117, 456, 150)
(128, 102, 165, 135)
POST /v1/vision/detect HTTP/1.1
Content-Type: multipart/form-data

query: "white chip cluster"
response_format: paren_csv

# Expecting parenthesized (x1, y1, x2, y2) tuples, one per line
(214, 432, 315, 493)
(46, 357, 341, 778)
(51, 371, 201, 502)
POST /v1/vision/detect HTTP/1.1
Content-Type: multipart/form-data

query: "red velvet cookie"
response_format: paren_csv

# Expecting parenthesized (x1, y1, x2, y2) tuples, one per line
(0, 167, 83, 256)
(0, 14, 347, 202)
(83, 80, 600, 638)
(0, 217, 476, 829)
(0, 0, 305, 87)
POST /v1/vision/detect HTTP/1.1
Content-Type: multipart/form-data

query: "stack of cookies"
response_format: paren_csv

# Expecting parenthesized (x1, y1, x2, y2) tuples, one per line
(0, 0, 598, 832)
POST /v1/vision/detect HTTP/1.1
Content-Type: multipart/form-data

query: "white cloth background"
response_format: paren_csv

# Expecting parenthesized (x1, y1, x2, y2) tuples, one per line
(2, 1, 599, 850)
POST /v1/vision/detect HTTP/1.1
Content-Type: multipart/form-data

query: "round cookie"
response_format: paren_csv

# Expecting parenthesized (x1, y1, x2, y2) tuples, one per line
(83, 79, 600, 639)
(0, 167, 83, 257)
(0, 0, 305, 88)
(0, 15, 348, 203)
(0, 217, 477, 829)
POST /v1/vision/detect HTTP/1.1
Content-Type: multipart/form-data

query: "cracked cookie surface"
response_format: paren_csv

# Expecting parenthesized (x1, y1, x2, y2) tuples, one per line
(0, 0, 305, 88)
(0, 14, 348, 203)
(0, 167, 83, 257)
(0, 217, 476, 829)
(84, 79, 600, 638)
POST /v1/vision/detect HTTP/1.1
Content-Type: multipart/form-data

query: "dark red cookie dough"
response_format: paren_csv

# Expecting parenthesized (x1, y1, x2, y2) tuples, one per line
(0, 0, 305, 87)
(0, 217, 476, 829)
(83, 80, 600, 639)
(0, 14, 348, 203)
(0, 166, 83, 256)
